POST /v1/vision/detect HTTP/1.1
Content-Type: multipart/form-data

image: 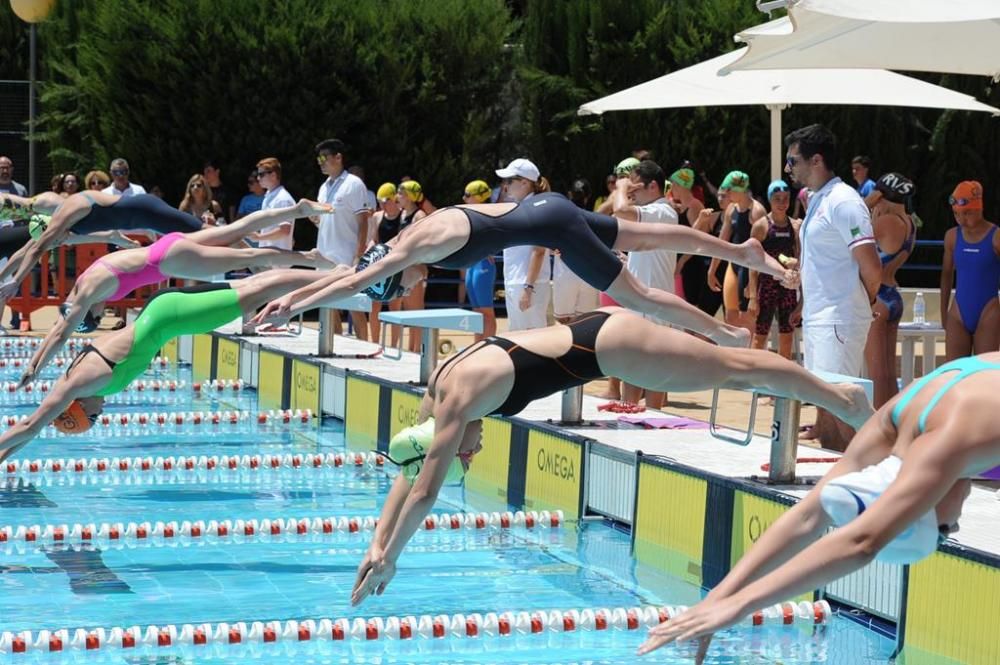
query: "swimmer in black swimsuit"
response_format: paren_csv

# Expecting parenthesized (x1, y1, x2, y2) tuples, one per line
(255, 191, 800, 348)
(349, 307, 873, 606)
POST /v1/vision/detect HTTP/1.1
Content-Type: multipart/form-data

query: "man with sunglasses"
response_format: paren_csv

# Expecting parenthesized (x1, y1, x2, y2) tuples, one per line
(784, 124, 881, 451)
(101, 158, 146, 198)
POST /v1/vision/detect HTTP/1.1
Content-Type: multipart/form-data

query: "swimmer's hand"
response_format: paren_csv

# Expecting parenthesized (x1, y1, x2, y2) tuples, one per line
(351, 553, 396, 606)
(251, 295, 293, 326)
(295, 199, 333, 217)
(109, 230, 141, 249)
(637, 596, 743, 661)
(16, 369, 34, 391)
(0, 279, 19, 300)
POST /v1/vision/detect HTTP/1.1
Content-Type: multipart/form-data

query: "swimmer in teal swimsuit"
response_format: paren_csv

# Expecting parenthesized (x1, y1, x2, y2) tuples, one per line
(0, 268, 352, 462)
(638, 353, 1000, 660)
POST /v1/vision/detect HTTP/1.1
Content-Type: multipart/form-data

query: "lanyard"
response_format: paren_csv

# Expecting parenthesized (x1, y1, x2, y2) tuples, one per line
(323, 172, 348, 206)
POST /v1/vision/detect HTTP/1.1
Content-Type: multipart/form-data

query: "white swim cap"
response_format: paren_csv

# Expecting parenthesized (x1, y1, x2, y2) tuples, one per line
(819, 456, 940, 565)
(387, 418, 466, 485)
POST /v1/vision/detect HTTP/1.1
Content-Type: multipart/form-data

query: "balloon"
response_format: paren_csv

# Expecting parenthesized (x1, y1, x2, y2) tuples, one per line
(10, 0, 56, 23)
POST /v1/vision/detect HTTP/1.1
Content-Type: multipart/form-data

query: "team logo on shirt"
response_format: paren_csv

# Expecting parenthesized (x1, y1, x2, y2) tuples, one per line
(850, 226, 861, 237)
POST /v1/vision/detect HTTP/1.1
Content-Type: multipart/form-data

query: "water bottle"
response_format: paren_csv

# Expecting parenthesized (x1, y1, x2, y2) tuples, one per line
(913, 291, 926, 325)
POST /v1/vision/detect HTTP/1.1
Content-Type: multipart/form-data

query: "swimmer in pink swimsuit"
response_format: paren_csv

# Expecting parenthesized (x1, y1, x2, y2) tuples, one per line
(20, 199, 334, 387)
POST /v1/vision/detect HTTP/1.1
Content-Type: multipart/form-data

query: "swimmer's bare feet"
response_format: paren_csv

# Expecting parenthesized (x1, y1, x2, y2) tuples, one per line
(835, 383, 874, 431)
(712, 324, 751, 348)
(302, 248, 337, 270)
(740, 238, 788, 279)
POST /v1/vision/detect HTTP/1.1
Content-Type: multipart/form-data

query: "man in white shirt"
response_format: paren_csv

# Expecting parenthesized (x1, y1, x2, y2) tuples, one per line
(612, 159, 678, 409)
(785, 123, 881, 451)
(101, 158, 146, 197)
(313, 139, 370, 339)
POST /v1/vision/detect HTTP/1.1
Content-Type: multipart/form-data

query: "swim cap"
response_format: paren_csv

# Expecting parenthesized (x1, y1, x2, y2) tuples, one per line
(614, 157, 640, 177)
(669, 168, 695, 190)
(356, 243, 404, 302)
(387, 418, 466, 485)
(53, 400, 95, 435)
(463, 180, 491, 203)
(721, 171, 750, 193)
(59, 303, 102, 333)
(949, 180, 983, 210)
(28, 213, 49, 240)
(876, 173, 915, 204)
(376, 182, 397, 202)
(767, 179, 790, 200)
(399, 180, 424, 203)
(819, 456, 940, 564)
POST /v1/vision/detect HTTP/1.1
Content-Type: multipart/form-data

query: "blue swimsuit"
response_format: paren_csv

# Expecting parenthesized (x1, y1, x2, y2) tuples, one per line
(73, 194, 202, 235)
(875, 215, 916, 323)
(953, 226, 1000, 334)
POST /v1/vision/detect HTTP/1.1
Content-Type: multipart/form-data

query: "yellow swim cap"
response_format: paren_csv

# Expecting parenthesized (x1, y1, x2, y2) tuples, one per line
(387, 418, 466, 484)
(376, 182, 397, 202)
(463, 180, 491, 203)
(399, 180, 424, 203)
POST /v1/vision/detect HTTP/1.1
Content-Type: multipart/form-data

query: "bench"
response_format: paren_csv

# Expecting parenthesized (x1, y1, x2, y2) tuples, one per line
(378, 309, 483, 383)
(317, 294, 374, 356)
(898, 322, 944, 385)
(709, 369, 873, 483)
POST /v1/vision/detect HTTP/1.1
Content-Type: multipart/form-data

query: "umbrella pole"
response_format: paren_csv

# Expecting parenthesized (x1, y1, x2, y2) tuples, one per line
(767, 103, 789, 182)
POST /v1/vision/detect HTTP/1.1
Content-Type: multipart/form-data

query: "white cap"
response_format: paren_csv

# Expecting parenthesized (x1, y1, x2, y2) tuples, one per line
(819, 455, 940, 565)
(495, 158, 540, 182)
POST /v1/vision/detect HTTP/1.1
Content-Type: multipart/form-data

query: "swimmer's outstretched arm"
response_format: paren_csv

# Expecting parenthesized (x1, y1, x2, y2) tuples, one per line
(0, 382, 78, 463)
(637, 428, 963, 659)
(20, 296, 95, 388)
(1, 192, 63, 214)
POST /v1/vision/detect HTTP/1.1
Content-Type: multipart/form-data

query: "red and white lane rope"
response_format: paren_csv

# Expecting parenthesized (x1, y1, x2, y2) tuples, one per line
(1, 378, 241, 396)
(0, 338, 91, 351)
(0, 355, 170, 370)
(4, 450, 383, 480)
(0, 601, 830, 654)
(0, 510, 564, 547)
(1, 408, 314, 431)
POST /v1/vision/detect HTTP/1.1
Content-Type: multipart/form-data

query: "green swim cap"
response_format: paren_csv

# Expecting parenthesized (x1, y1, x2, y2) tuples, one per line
(720, 171, 750, 193)
(669, 168, 695, 190)
(387, 417, 466, 485)
(614, 157, 641, 177)
(28, 213, 50, 240)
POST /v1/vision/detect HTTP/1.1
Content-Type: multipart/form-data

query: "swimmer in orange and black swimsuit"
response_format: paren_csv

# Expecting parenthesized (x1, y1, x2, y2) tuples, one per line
(349, 307, 874, 606)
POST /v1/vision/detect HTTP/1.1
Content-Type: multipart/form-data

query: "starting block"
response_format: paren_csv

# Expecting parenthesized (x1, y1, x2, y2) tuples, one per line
(378, 309, 483, 383)
(318, 294, 374, 356)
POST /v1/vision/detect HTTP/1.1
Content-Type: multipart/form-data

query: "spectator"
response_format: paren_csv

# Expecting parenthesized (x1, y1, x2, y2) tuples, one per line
(348, 165, 377, 214)
(0, 156, 27, 197)
(680, 186, 729, 318)
(748, 180, 800, 360)
(84, 170, 111, 192)
(102, 158, 146, 197)
(313, 139, 370, 341)
(60, 173, 80, 197)
(369, 182, 404, 345)
(793, 186, 812, 218)
(178, 174, 223, 225)
(462, 179, 498, 340)
(236, 169, 265, 220)
(613, 159, 677, 410)
(596, 158, 639, 215)
(203, 160, 234, 222)
(592, 174, 615, 212)
(252, 157, 295, 251)
(49, 174, 63, 194)
(668, 167, 705, 303)
(397, 180, 429, 350)
(496, 158, 551, 331)
(864, 172, 917, 407)
(552, 178, 600, 325)
(785, 123, 880, 451)
(851, 155, 877, 198)
(940, 180, 1000, 361)
(148, 185, 165, 200)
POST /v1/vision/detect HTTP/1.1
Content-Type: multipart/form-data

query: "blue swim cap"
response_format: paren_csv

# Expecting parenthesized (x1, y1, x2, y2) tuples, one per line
(59, 302, 102, 333)
(356, 244, 404, 302)
(767, 179, 790, 200)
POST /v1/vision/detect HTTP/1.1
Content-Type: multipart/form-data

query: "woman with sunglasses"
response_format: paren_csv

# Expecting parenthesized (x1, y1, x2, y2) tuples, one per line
(253, 175, 798, 349)
(637, 351, 1000, 660)
(940, 180, 1000, 360)
(0, 267, 353, 463)
(349, 306, 873, 606)
(178, 173, 224, 225)
(17, 199, 333, 386)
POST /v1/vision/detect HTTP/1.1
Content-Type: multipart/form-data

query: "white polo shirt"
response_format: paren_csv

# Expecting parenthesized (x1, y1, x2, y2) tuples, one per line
(627, 197, 677, 294)
(102, 183, 147, 197)
(259, 184, 296, 250)
(502, 193, 551, 285)
(317, 171, 369, 266)
(800, 177, 874, 325)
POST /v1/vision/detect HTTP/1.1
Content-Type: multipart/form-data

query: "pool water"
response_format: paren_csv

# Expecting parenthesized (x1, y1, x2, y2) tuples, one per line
(0, 363, 897, 663)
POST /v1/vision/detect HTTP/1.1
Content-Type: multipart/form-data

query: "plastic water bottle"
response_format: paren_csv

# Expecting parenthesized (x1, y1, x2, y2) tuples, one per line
(913, 292, 926, 325)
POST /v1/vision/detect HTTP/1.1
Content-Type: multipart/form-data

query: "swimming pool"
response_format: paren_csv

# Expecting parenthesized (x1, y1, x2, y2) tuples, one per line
(0, 359, 897, 663)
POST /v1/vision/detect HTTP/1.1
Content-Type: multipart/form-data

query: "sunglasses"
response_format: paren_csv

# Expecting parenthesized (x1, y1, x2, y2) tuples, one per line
(88, 180, 103, 187)
(110, 169, 129, 177)
(257, 170, 274, 178)
(785, 155, 802, 168)
(316, 153, 335, 164)
(191, 183, 204, 190)
(948, 196, 978, 206)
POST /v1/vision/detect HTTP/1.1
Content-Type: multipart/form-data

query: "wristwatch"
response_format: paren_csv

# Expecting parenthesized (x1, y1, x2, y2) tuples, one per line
(524, 284, 534, 291)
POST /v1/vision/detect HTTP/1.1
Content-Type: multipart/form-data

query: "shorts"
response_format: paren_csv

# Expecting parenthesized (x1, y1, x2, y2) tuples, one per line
(552, 257, 599, 318)
(803, 322, 870, 377)
(755, 278, 798, 336)
(465, 258, 496, 308)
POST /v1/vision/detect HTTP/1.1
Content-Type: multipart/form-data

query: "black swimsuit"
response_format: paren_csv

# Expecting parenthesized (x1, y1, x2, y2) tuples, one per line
(73, 195, 202, 235)
(436, 193, 623, 291)
(435, 311, 610, 417)
(66, 345, 118, 376)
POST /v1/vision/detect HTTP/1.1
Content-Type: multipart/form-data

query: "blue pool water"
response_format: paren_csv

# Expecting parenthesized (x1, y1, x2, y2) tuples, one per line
(0, 363, 898, 663)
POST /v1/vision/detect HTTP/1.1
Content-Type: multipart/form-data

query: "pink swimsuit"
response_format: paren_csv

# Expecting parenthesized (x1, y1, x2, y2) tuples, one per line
(83, 232, 186, 301)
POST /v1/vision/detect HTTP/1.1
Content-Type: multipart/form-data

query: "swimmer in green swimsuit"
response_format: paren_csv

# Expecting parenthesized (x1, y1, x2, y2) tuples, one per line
(638, 353, 1000, 660)
(0, 267, 353, 462)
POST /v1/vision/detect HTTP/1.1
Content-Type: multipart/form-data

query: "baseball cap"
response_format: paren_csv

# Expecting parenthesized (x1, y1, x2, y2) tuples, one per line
(614, 157, 641, 177)
(721, 171, 750, 193)
(767, 179, 790, 200)
(376, 182, 397, 202)
(463, 180, 491, 203)
(495, 158, 540, 182)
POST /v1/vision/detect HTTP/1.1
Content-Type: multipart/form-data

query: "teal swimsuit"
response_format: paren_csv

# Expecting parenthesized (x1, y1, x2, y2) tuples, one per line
(891, 356, 1000, 433)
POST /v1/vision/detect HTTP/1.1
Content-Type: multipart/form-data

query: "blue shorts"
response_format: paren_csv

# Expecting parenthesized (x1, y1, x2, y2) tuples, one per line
(465, 257, 496, 308)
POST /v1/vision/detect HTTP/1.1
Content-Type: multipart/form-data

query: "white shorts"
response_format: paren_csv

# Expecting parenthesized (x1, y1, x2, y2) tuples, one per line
(803, 322, 870, 376)
(505, 283, 551, 331)
(552, 259, 599, 318)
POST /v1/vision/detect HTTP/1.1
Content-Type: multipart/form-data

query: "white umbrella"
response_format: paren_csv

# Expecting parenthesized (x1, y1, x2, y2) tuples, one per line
(724, 0, 1000, 78)
(579, 48, 1000, 180)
